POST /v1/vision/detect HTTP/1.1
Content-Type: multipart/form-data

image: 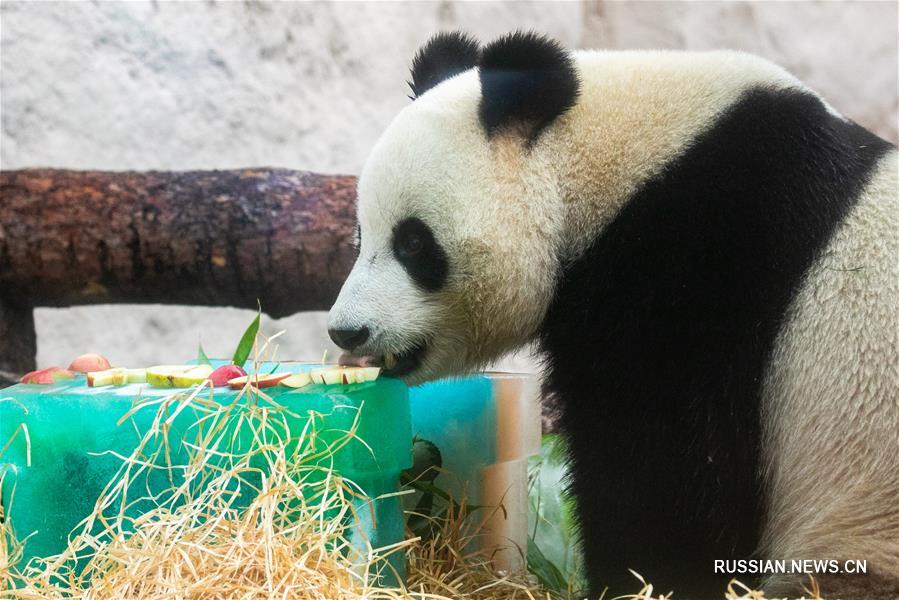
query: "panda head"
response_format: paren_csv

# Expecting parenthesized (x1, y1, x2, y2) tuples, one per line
(328, 31, 580, 384)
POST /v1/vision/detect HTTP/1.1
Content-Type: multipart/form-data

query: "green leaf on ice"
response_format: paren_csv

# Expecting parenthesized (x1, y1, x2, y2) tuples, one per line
(197, 343, 212, 366)
(231, 304, 261, 367)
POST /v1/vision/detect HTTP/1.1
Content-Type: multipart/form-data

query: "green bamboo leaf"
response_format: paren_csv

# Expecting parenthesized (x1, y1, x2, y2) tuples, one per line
(231, 305, 261, 367)
(527, 537, 569, 594)
(197, 343, 213, 366)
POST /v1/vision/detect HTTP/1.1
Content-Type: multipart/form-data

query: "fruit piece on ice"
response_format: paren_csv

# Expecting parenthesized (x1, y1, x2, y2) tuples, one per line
(349, 367, 381, 383)
(207, 364, 247, 387)
(86, 368, 146, 387)
(68, 353, 112, 373)
(146, 365, 214, 388)
(227, 372, 290, 390)
(87, 368, 128, 387)
(125, 368, 147, 383)
(279, 373, 312, 388)
(54, 368, 78, 382)
(21, 367, 75, 384)
(335, 366, 381, 384)
(309, 366, 380, 385)
(309, 367, 344, 385)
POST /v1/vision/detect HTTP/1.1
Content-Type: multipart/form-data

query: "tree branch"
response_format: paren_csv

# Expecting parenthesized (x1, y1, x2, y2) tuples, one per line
(0, 169, 358, 318)
(0, 168, 359, 379)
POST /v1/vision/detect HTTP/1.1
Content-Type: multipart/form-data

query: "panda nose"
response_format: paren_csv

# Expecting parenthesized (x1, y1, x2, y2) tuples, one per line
(328, 326, 370, 351)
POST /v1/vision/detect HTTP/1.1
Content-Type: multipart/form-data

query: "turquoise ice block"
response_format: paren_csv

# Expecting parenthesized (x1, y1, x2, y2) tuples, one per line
(0, 362, 411, 583)
(409, 373, 541, 572)
(409, 376, 497, 500)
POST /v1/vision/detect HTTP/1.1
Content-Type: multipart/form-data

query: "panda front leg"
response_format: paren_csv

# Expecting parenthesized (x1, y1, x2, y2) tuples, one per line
(538, 193, 775, 598)
(543, 361, 761, 599)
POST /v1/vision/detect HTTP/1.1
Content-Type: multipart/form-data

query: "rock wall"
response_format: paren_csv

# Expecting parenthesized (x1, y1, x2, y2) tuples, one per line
(1, 0, 895, 370)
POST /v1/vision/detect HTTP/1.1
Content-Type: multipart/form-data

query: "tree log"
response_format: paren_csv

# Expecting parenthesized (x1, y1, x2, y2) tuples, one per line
(0, 169, 358, 316)
(0, 168, 359, 377)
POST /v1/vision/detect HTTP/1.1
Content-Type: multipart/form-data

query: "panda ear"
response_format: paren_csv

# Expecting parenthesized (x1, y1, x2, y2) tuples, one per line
(478, 31, 580, 141)
(409, 31, 481, 100)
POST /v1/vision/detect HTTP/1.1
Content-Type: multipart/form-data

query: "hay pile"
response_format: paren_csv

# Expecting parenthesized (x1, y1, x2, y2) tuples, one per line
(1, 380, 824, 600)
(1, 378, 553, 599)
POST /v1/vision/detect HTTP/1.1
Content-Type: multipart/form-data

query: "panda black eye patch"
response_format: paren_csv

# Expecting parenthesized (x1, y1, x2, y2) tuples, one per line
(392, 217, 448, 292)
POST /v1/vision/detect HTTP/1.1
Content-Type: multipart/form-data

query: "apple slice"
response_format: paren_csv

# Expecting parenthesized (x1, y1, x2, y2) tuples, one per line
(147, 365, 214, 388)
(87, 368, 127, 387)
(86, 368, 146, 387)
(68, 353, 112, 373)
(309, 367, 344, 385)
(21, 367, 76, 384)
(349, 367, 381, 383)
(309, 366, 381, 385)
(125, 368, 147, 383)
(279, 373, 312, 388)
(227, 372, 291, 390)
(208, 364, 246, 387)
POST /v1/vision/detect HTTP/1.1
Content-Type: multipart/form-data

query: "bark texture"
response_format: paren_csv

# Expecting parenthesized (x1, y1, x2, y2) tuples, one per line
(0, 168, 359, 377)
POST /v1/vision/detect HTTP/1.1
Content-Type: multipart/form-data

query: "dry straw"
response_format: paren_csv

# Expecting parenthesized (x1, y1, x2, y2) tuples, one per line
(1, 332, 550, 600)
(1, 336, 825, 599)
(3, 376, 414, 599)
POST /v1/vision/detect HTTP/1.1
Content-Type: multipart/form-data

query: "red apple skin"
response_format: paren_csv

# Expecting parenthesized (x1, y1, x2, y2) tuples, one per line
(228, 373, 290, 390)
(207, 364, 247, 387)
(21, 367, 76, 384)
(253, 373, 290, 389)
(68, 353, 112, 373)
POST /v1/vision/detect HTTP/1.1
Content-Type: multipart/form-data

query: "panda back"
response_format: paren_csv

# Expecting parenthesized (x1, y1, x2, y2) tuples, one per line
(539, 79, 895, 594)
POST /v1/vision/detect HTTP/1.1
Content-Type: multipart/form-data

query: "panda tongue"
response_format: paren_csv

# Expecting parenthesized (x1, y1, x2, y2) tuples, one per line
(337, 353, 381, 368)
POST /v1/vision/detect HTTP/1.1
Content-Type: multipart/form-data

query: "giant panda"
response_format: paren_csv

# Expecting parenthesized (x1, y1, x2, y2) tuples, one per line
(327, 31, 899, 599)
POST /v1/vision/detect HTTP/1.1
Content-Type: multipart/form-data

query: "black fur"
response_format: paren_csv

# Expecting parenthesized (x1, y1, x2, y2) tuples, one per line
(393, 217, 449, 292)
(478, 31, 579, 141)
(539, 88, 893, 598)
(409, 32, 480, 99)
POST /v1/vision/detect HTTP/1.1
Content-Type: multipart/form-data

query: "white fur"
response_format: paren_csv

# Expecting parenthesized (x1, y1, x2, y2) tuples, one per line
(330, 50, 899, 582)
(760, 151, 899, 587)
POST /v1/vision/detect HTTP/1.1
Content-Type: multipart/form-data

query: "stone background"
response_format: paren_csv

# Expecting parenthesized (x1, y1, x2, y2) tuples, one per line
(2, 1, 896, 370)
